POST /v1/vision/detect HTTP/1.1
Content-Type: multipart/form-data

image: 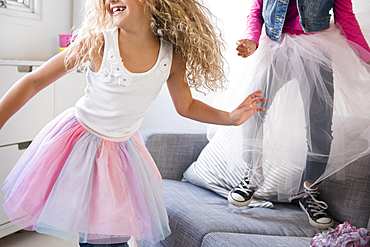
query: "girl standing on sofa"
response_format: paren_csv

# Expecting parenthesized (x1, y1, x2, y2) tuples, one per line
(0, 0, 266, 246)
(225, 0, 370, 229)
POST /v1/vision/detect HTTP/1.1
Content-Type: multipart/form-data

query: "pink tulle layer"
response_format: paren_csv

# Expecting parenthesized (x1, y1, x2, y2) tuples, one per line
(2, 108, 170, 244)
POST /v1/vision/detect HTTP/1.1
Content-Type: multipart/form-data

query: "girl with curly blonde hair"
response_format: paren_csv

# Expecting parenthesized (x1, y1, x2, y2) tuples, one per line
(0, 0, 265, 246)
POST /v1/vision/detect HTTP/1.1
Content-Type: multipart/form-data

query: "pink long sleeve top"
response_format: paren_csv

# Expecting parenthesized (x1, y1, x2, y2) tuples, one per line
(244, 0, 370, 62)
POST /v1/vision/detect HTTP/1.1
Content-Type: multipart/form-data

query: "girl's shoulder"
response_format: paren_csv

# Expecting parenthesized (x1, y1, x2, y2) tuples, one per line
(88, 28, 118, 73)
(160, 38, 174, 56)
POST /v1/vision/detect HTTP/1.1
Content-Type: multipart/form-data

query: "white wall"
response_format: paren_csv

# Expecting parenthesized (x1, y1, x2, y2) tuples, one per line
(0, 0, 74, 61)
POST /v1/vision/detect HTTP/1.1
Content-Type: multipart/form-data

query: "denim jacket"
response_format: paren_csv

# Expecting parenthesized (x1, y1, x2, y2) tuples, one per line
(263, 0, 334, 42)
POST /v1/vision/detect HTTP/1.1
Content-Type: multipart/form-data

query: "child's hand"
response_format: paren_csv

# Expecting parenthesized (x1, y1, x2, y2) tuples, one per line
(236, 39, 257, 58)
(229, 90, 266, 126)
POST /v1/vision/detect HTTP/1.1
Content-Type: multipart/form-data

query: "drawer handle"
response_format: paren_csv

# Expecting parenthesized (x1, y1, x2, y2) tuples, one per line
(17, 66, 33, 73)
(18, 141, 32, 150)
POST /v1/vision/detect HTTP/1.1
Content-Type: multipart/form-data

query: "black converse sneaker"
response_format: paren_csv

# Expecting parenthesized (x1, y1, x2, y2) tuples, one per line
(298, 186, 334, 229)
(228, 166, 264, 207)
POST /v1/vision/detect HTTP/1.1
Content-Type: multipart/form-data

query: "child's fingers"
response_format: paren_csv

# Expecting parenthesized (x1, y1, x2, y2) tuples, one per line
(237, 52, 250, 58)
(239, 97, 266, 112)
(237, 90, 265, 110)
(237, 44, 255, 58)
(253, 107, 266, 112)
(236, 46, 249, 54)
(236, 39, 256, 58)
(236, 42, 245, 47)
(252, 89, 263, 94)
(245, 95, 266, 109)
(237, 48, 249, 54)
(247, 90, 264, 99)
(238, 52, 249, 58)
(251, 97, 267, 107)
(237, 44, 251, 51)
(236, 39, 247, 46)
(253, 97, 267, 104)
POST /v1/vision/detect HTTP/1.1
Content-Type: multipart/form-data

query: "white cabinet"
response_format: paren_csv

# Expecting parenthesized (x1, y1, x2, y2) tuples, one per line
(0, 145, 26, 238)
(0, 63, 54, 147)
(0, 60, 86, 238)
(54, 69, 86, 116)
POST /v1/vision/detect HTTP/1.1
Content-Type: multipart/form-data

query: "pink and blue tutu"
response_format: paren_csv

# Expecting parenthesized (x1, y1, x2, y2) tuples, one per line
(2, 108, 171, 244)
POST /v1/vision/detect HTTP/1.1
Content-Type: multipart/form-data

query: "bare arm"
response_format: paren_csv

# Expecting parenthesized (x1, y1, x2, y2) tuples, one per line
(0, 49, 72, 129)
(167, 51, 266, 126)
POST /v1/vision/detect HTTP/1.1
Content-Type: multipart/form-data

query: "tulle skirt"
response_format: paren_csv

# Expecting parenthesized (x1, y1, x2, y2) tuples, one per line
(208, 23, 370, 201)
(2, 108, 171, 244)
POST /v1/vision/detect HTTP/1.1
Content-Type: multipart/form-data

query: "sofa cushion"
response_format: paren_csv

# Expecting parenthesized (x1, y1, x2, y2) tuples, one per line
(183, 126, 304, 204)
(201, 232, 312, 247)
(319, 154, 370, 229)
(139, 179, 321, 247)
(141, 130, 208, 181)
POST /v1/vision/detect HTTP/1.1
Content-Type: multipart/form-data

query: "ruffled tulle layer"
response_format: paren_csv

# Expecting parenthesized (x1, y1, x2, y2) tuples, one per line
(2, 108, 170, 244)
(209, 23, 370, 201)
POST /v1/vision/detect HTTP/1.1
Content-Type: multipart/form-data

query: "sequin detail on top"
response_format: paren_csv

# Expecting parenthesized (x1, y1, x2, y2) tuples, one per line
(99, 48, 133, 86)
(99, 36, 171, 87)
(155, 57, 172, 79)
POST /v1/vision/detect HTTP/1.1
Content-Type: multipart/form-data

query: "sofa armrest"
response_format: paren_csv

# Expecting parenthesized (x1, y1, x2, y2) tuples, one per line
(140, 129, 208, 181)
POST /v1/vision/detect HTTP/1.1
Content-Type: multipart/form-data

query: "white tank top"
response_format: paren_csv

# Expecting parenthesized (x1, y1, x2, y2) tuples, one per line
(75, 27, 173, 140)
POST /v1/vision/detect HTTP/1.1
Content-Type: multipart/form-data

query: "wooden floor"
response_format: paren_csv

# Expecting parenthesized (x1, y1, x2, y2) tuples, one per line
(0, 230, 137, 247)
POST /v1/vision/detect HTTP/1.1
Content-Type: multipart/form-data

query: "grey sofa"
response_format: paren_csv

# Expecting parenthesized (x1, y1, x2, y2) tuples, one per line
(139, 130, 370, 247)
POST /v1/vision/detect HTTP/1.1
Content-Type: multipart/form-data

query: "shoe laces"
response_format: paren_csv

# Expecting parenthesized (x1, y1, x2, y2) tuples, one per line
(305, 190, 329, 217)
(292, 189, 329, 217)
(234, 185, 254, 196)
(234, 169, 256, 195)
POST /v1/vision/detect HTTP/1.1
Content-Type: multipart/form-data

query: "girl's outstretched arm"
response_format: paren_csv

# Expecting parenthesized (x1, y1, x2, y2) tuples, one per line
(0, 50, 71, 129)
(167, 51, 266, 126)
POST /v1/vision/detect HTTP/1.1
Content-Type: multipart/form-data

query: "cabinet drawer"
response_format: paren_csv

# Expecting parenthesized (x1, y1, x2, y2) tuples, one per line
(0, 144, 27, 235)
(54, 70, 86, 116)
(0, 65, 54, 146)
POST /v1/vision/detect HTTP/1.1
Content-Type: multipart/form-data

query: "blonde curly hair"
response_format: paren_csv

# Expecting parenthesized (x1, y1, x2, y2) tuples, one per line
(65, 0, 227, 93)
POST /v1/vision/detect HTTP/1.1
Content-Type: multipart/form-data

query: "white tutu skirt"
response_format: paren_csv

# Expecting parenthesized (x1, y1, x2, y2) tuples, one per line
(2, 108, 171, 244)
(209, 23, 370, 201)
